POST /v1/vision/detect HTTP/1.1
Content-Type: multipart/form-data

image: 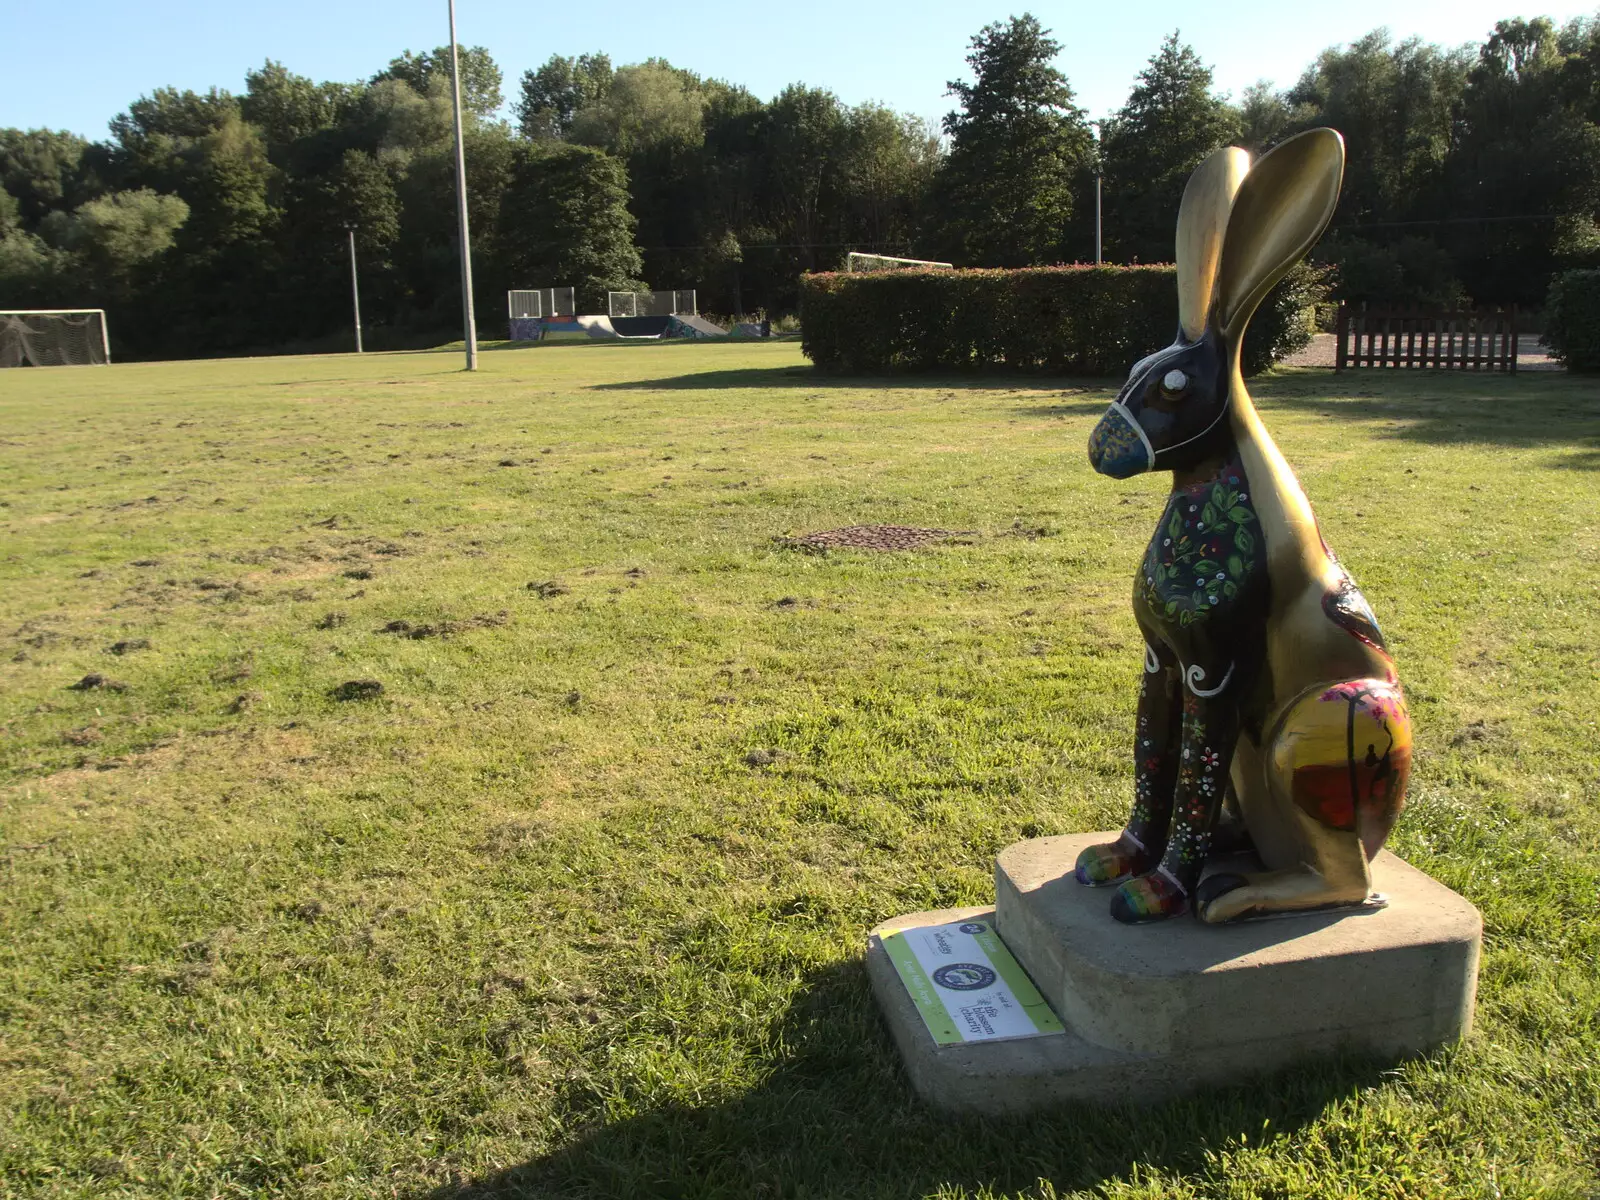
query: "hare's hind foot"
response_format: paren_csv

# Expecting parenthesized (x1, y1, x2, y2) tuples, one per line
(1194, 867, 1374, 925)
(1074, 832, 1158, 887)
(1110, 869, 1190, 923)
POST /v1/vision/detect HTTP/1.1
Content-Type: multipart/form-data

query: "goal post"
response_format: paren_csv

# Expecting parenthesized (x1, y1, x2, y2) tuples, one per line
(845, 252, 953, 273)
(0, 310, 111, 367)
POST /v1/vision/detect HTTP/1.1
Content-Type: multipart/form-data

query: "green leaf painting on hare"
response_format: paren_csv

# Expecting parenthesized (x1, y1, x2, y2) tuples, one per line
(1079, 130, 1413, 925)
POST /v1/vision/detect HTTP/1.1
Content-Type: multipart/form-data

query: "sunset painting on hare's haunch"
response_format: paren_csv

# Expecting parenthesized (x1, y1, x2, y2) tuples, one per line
(1075, 129, 1412, 925)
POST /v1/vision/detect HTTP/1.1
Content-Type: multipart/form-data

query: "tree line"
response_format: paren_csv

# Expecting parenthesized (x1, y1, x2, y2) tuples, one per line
(2, 12, 1597, 359)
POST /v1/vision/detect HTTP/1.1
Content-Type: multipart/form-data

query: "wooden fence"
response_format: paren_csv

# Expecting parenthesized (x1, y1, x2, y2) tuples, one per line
(1335, 304, 1518, 372)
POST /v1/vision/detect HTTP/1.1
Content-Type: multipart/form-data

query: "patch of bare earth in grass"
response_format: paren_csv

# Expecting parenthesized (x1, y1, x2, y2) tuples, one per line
(776, 524, 976, 551)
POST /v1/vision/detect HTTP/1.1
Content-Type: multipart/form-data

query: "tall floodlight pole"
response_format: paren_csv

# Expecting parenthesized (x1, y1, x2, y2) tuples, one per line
(1095, 173, 1103, 265)
(1092, 119, 1104, 266)
(346, 227, 364, 354)
(446, 0, 478, 370)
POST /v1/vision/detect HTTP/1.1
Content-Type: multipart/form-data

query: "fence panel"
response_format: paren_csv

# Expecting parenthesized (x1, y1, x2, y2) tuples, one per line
(1336, 303, 1517, 372)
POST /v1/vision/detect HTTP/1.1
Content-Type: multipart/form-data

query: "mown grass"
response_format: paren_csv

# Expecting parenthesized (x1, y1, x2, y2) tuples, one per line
(0, 341, 1597, 1199)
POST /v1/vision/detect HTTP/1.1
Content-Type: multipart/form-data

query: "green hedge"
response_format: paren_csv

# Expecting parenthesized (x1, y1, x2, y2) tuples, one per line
(1543, 269, 1600, 372)
(799, 262, 1321, 376)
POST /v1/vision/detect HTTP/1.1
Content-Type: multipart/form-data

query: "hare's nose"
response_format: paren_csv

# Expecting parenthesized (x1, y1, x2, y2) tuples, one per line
(1088, 404, 1152, 479)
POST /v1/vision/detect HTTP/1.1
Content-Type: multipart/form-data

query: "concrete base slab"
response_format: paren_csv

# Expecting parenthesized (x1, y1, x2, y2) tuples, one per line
(866, 834, 1481, 1112)
(997, 834, 1481, 1059)
(867, 907, 1179, 1112)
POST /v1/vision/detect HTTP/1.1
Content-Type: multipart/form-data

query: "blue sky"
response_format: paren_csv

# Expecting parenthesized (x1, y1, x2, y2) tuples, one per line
(4, 0, 1596, 140)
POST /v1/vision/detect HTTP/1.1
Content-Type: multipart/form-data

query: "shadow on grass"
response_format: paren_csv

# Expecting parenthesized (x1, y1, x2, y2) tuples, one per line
(589, 365, 1117, 393)
(1017, 398, 1115, 419)
(1248, 371, 1600, 464)
(425, 960, 1398, 1200)
(464, 334, 807, 354)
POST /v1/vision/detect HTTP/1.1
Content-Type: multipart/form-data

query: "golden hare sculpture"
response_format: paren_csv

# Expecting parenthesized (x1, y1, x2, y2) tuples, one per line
(1079, 129, 1412, 925)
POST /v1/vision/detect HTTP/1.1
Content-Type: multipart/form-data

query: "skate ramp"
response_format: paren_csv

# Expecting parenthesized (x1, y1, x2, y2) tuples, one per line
(575, 315, 618, 339)
(610, 316, 672, 338)
(666, 314, 728, 338)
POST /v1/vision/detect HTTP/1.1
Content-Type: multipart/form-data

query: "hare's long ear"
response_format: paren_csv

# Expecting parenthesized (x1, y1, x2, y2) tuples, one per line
(1176, 146, 1250, 341)
(1214, 128, 1345, 345)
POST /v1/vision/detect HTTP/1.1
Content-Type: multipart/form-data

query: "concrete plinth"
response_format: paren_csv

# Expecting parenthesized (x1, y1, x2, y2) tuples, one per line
(866, 833, 1481, 1112)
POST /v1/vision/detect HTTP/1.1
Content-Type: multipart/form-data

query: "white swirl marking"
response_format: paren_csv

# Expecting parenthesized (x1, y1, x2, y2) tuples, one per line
(1184, 661, 1235, 698)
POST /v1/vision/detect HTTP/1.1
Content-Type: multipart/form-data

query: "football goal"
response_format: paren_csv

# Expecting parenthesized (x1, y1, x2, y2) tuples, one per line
(0, 310, 111, 367)
(845, 253, 953, 273)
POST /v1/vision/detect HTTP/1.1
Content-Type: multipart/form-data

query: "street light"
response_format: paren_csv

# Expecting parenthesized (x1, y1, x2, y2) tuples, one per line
(446, 0, 478, 370)
(1091, 119, 1104, 266)
(346, 226, 363, 354)
(1095, 171, 1103, 266)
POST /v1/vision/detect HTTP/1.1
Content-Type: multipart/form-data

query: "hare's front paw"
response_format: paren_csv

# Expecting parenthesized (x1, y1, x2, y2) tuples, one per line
(1074, 834, 1153, 887)
(1109, 870, 1190, 923)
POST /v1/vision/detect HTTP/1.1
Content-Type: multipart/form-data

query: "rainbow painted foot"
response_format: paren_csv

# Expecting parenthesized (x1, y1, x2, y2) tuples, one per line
(1109, 870, 1190, 923)
(1074, 834, 1153, 887)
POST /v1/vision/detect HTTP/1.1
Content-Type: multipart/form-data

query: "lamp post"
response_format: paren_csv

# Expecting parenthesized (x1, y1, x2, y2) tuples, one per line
(446, 0, 478, 370)
(1095, 172, 1103, 266)
(346, 226, 363, 354)
(1091, 119, 1104, 266)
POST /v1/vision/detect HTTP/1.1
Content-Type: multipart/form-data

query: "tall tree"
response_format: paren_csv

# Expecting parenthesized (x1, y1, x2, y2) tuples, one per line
(1286, 32, 1468, 227)
(0, 129, 98, 226)
(569, 61, 706, 156)
(241, 62, 354, 158)
(41, 188, 189, 278)
(762, 85, 846, 272)
(273, 149, 402, 341)
(929, 14, 1093, 266)
(1100, 34, 1241, 264)
(514, 54, 613, 140)
(1235, 81, 1299, 154)
(0, 187, 23, 239)
(496, 143, 643, 312)
(375, 47, 503, 121)
(568, 60, 712, 294)
(836, 105, 939, 254)
(697, 84, 767, 313)
(1438, 18, 1600, 301)
(106, 89, 275, 249)
(0, 186, 64, 306)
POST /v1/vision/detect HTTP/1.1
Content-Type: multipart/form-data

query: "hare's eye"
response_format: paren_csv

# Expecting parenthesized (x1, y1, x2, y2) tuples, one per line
(1162, 369, 1189, 393)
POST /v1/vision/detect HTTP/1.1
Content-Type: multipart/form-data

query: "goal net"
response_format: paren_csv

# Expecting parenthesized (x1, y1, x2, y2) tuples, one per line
(608, 290, 696, 318)
(0, 310, 110, 367)
(845, 253, 953, 273)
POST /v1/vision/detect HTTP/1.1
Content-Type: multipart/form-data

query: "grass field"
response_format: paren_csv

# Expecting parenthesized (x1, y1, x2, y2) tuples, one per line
(1, 341, 1598, 1199)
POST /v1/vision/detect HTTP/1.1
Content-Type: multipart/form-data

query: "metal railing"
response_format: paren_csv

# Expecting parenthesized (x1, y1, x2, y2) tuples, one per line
(507, 287, 576, 320)
(608, 290, 696, 318)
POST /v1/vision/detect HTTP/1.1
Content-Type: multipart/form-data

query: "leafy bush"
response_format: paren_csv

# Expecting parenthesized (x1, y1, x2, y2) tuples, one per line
(799, 261, 1322, 376)
(1543, 269, 1600, 372)
(1245, 261, 1324, 372)
(1320, 234, 1466, 308)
